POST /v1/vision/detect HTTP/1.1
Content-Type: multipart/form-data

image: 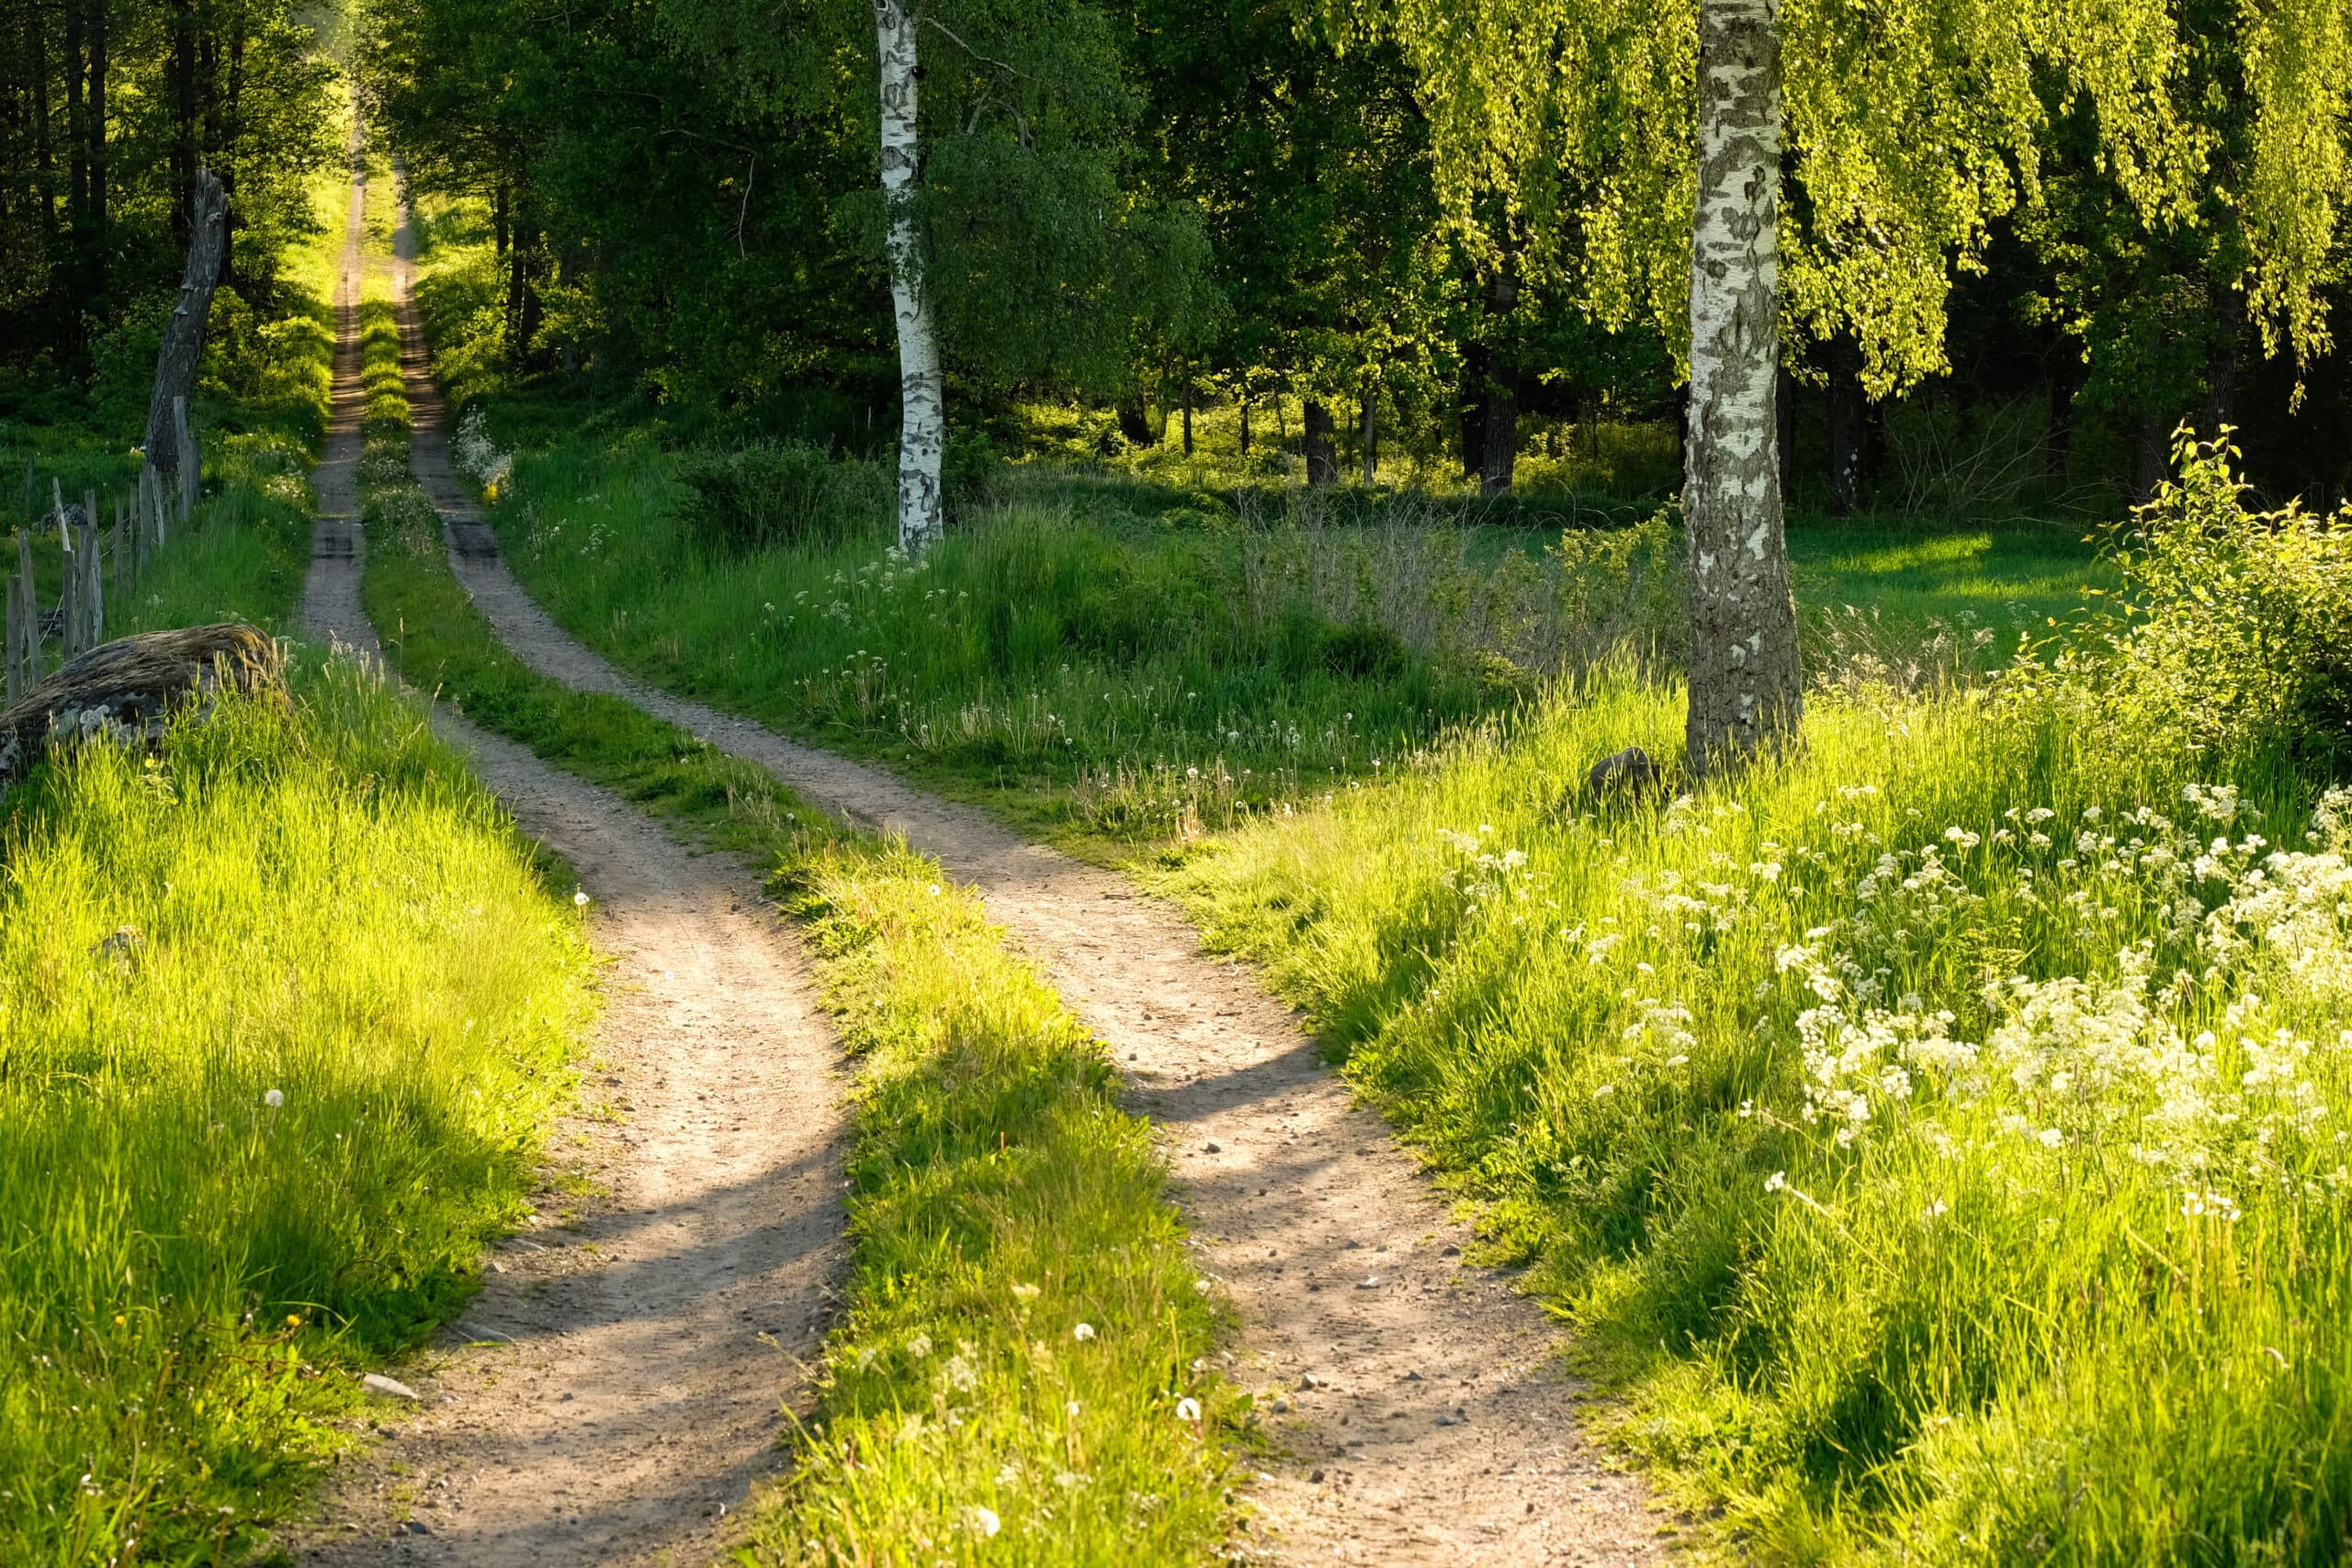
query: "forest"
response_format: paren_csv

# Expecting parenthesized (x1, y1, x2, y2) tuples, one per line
(1, 0, 2350, 1562)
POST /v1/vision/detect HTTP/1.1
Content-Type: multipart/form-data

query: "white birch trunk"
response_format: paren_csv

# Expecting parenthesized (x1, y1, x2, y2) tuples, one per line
(1683, 0, 1802, 773)
(875, 0, 945, 553)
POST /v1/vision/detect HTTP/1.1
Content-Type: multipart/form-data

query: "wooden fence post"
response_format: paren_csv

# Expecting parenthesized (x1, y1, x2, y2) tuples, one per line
(173, 397, 197, 522)
(16, 529, 40, 695)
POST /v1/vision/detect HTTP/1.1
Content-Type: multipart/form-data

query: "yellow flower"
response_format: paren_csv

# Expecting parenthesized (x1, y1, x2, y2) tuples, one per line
(113, 1315, 127, 1327)
(286, 1314, 303, 1328)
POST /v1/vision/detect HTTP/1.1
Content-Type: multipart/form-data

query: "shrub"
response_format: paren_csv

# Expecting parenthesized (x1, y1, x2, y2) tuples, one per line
(2092, 431, 2352, 777)
(673, 441, 889, 553)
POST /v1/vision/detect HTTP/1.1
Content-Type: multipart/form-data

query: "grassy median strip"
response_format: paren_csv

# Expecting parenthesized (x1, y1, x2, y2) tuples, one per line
(357, 460, 1242, 1562)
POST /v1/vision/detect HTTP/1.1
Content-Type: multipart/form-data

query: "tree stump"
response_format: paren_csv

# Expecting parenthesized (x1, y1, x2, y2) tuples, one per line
(0, 623, 285, 786)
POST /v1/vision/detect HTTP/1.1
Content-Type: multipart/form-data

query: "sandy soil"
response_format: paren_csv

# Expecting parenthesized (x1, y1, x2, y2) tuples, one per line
(390, 187, 1672, 1562)
(291, 164, 849, 1568)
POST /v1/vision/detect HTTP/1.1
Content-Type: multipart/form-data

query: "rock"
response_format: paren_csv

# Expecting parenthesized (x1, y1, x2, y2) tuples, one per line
(363, 1372, 420, 1403)
(448, 1319, 513, 1345)
(401, 1519, 433, 1536)
(1308, 1468, 1325, 1483)
(1356, 1277, 1382, 1290)
(1584, 745, 1662, 807)
(1204, 1142, 1221, 1153)
(0, 624, 285, 786)
(93, 925, 144, 960)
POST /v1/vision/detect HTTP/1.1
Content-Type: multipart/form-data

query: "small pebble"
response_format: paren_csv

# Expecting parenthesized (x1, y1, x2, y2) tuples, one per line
(1204, 1142, 1221, 1153)
(1308, 1469, 1325, 1483)
(362, 1373, 419, 1403)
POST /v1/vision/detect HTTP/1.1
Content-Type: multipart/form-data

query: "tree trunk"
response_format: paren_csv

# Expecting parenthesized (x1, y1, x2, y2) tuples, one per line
(1479, 367, 1517, 493)
(142, 170, 226, 498)
(1238, 400, 1250, 456)
(63, 0, 85, 243)
(2203, 284, 2240, 440)
(874, 0, 943, 550)
(1460, 342, 1487, 479)
(1683, 0, 1801, 773)
(1361, 389, 1377, 485)
(1182, 390, 1193, 457)
(2046, 347, 2079, 490)
(1478, 270, 1520, 492)
(1776, 363, 1795, 502)
(1302, 399, 1336, 487)
(86, 0, 107, 253)
(1827, 333, 1864, 515)
(31, 10, 58, 243)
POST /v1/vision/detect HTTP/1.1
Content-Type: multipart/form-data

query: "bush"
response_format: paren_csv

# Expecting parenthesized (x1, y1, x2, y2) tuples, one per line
(673, 440, 890, 553)
(2094, 431, 2352, 777)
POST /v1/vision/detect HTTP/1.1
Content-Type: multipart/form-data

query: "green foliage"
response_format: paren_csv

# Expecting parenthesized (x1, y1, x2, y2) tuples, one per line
(0, 0, 341, 397)
(2083, 431, 2352, 777)
(0, 669, 594, 1563)
(674, 442, 892, 555)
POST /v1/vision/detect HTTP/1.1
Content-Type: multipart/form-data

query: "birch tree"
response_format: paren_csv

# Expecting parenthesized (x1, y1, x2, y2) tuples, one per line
(1357, 0, 2349, 772)
(873, 0, 945, 551)
(1682, 0, 1795, 766)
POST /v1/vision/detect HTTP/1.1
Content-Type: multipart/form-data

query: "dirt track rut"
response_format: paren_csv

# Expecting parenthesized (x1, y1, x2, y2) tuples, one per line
(388, 189, 1668, 1561)
(295, 158, 848, 1568)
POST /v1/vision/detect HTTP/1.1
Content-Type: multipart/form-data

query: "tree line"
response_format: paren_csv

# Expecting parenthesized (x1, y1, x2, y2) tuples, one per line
(1, 0, 336, 419)
(5, 0, 2346, 521)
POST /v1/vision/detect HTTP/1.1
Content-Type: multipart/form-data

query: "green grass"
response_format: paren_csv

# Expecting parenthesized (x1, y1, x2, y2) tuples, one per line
(356, 446, 1241, 1565)
(457, 430, 1692, 848)
(417, 375, 2348, 1557)
(1151, 667, 2352, 1562)
(743, 841, 1238, 1564)
(0, 666, 595, 1563)
(409, 375, 2107, 856)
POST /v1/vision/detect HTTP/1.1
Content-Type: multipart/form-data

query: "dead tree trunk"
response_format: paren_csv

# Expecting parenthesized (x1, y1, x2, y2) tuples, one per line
(142, 168, 228, 505)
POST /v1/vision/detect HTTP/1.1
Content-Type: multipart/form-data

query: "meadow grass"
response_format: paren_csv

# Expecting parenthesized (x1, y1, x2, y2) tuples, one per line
(356, 454, 1240, 1564)
(462, 432, 1695, 846)
(0, 666, 595, 1563)
(420, 404, 2109, 859)
(1152, 666, 2351, 1562)
(741, 841, 1236, 1564)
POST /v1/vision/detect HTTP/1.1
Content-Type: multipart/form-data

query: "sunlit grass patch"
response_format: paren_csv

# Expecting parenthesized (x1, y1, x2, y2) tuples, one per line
(1153, 665, 2352, 1560)
(0, 664, 595, 1562)
(740, 840, 1236, 1564)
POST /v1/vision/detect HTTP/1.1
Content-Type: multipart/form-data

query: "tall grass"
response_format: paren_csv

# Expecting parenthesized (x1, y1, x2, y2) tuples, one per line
(1156, 660, 2352, 1561)
(469, 435, 1689, 842)
(0, 667, 594, 1562)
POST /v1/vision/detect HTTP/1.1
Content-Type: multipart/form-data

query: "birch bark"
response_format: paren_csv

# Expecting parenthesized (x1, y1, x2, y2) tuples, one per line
(1683, 0, 1801, 773)
(875, 0, 945, 552)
